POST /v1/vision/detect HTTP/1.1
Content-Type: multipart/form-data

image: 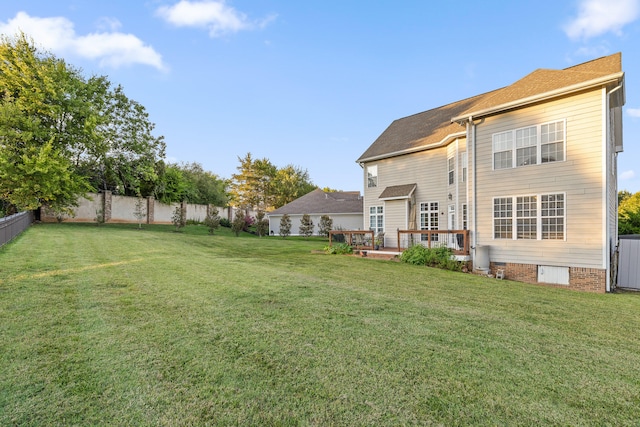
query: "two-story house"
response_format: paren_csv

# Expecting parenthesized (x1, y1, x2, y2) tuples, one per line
(357, 53, 625, 293)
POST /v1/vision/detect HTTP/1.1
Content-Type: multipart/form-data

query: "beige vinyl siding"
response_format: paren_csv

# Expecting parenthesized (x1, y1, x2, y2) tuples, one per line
(383, 200, 407, 247)
(474, 89, 605, 268)
(362, 138, 468, 245)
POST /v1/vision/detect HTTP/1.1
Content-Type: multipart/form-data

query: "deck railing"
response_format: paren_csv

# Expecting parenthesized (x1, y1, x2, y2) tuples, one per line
(397, 229, 470, 255)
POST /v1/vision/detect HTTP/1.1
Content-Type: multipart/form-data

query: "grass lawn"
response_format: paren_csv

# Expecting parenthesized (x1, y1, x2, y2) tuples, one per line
(2, 223, 640, 426)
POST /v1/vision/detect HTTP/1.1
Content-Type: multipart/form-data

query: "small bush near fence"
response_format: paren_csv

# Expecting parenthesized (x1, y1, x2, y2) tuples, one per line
(400, 245, 462, 271)
(324, 243, 353, 255)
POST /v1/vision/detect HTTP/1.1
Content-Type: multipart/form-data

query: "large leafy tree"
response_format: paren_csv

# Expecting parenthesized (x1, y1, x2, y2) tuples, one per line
(229, 153, 276, 210)
(179, 162, 228, 206)
(80, 80, 165, 195)
(272, 165, 317, 209)
(230, 153, 315, 210)
(0, 33, 94, 211)
(0, 33, 165, 211)
(0, 140, 92, 214)
(153, 162, 228, 205)
(619, 190, 640, 235)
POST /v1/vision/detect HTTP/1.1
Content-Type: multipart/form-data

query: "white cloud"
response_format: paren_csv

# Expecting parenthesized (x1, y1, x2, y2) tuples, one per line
(0, 12, 166, 71)
(564, 0, 640, 40)
(156, 0, 275, 37)
(620, 170, 636, 180)
(628, 108, 640, 118)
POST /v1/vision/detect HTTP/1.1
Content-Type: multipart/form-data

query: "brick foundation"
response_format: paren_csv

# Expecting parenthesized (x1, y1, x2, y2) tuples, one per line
(489, 262, 606, 293)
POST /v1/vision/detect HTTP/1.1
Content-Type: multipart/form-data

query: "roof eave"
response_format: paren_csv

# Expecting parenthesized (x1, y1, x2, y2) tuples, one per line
(357, 131, 466, 164)
(451, 72, 624, 122)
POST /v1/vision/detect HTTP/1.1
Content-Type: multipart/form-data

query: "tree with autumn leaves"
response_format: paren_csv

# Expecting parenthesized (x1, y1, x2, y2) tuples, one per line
(229, 152, 316, 211)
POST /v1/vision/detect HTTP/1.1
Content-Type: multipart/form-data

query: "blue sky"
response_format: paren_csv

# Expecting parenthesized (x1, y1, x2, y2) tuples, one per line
(2, 0, 639, 193)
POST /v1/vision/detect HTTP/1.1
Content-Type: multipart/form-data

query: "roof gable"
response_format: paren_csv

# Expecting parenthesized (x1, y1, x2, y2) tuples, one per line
(358, 53, 623, 163)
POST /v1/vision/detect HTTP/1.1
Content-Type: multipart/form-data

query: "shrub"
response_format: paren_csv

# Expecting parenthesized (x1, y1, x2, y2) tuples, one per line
(255, 210, 269, 237)
(204, 207, 221, 234)
(220, 217, 231, 228)
(172, 205, 186, 231)
(318, 215, 333, 237)
(279, 214, 292, 238)
(231, 212, 246, 236)
(299, 214, 314, 239)
(400, 244, 462, 272)
(324, 243, 353, 254)
(133, 197, 146, 229)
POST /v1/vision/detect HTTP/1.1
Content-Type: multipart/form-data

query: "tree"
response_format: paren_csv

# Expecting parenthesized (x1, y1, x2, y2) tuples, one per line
(178, 162, 228, 206)
(279, 214, 292, 238)
(0, 33, 165, 211)
(0, 34, 94, 212)
(229, 153, 276, 211)
(318, 215, 333, 237)
(255, 210, 269, 237)
(133, 196, 147, 229)
(619, 191, 640, 235)
(271, 165, 316, 209)
(154, 163, 190, 204)
(229, 154, 315, 211)
(204, 207, 221, 234)
(171, 205, 185, 231)
(0, 140, 91, 214)
(231, 211, 246, 237)
(299, 214, 314, 239)
(619, 190, 632, 205)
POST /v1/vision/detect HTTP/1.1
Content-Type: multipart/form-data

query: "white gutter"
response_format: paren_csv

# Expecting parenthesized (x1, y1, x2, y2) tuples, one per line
(451, 72, 624, 122)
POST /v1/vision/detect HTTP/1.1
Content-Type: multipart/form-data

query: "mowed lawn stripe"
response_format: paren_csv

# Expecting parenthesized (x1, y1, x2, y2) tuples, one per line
(1, 223, 640, 425)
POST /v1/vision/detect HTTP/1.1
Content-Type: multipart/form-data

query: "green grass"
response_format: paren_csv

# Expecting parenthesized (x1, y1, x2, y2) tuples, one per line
(2, 223, 640, 426)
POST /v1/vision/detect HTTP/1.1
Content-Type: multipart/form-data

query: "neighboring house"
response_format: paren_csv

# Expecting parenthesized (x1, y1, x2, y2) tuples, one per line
(268, 189, 363, 236)
(357, 53, 625, 293)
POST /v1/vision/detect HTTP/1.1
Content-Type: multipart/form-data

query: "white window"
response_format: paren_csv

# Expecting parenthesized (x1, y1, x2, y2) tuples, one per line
(541, 194, 564, 239)
(461, 152, 468, 183)
(369, 206, 383, 233)
(367, 165, 378, 188)
(493, 131, 513, 169)
(516, 196, 537, 239)
(541, 121, 565, 163)
(493, 198, 513, 239)
(448, 157, 455, 185)
(493, 120, 565, 169)
(516, 126, 537, 166)
(420, 202, 439, 241)
(493, 193, 565, 240)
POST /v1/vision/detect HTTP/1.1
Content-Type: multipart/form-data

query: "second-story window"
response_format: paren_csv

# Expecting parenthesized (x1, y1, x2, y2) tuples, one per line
(367, 165, 378, 188)
(493, 120, 566, 170)
(448, 157, 455, 185)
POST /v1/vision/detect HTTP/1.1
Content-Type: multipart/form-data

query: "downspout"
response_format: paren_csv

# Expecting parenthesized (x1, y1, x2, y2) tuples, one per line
(467, 116, 478, 266)
(605, 84, 623, 292)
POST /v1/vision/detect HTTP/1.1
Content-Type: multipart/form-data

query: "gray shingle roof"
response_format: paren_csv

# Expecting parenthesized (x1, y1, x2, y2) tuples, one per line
(268, 188, 363, 216)
(357, 53, 623, 163)
(378, 184, 417, 200)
